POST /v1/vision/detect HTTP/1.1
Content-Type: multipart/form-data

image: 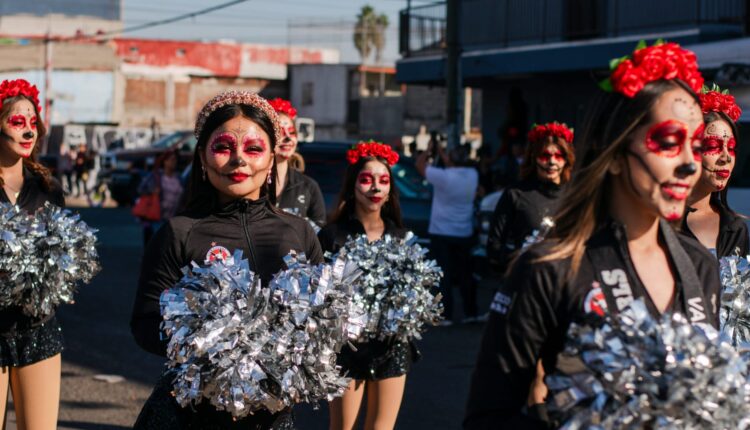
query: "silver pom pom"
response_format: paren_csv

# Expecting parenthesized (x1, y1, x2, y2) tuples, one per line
(546, 300, 750, 429)
(161, 250, 362, 418)
(0, 202, 100, 317)
(720, 256, 750, 347)
(333, 232, 443, 343)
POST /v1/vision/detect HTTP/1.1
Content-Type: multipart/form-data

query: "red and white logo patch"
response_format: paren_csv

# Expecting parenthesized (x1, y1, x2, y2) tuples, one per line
(205, 244, 231, 264)
(583, 281, 608, 317)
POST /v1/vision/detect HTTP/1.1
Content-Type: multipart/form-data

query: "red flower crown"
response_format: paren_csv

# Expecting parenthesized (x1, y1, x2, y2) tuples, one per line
(700, 84, 742, 122)
(601, 40, 704, 98)
(0, 79, 42, 114)
(268, 98, 297, 119)
(527, 122, 574, 145)
(346, 140, 399, 166)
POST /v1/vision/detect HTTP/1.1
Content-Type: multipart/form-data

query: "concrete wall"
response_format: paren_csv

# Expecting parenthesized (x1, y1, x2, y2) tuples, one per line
(289, 64, 349, 139)
(359, 97, 405, 143)
(403, 85, 482, 136)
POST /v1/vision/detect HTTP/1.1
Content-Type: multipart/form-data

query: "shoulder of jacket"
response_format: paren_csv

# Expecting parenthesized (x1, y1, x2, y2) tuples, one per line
(676, 233, 716, 265)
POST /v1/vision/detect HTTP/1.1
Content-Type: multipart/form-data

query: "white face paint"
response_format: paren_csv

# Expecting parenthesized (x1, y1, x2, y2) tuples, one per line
(0, 99, 37, 160)
(698, 119, 735, 192)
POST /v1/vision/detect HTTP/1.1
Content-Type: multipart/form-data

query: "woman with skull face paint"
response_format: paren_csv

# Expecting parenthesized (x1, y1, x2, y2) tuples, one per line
(464, 42, 721, 429)
(487, 122, 575, 275)
(681, 87, 748, 258)
(130, 91, 322, 429)
(268, 98, 326, 228)
(0, 79, 65, 430)
(318, 141, 413, 430)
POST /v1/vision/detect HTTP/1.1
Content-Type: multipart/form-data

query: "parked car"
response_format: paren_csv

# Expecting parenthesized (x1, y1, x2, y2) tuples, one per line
(297, 141, 434, 239)
(99, 131, 196, 206)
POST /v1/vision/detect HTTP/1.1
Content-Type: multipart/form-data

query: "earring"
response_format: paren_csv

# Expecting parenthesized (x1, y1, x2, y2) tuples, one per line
(202, 166, 207, 181)
(267, 174, 272, 185)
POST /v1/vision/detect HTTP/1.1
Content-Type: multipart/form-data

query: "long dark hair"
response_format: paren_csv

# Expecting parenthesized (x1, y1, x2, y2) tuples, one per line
(0, 95, 51, 190)
(538, 79, 701, 277)
(331, 156, 404, 228)
(703, 111, 741, 216)
(184, 104, 278, 213)
(519, 135, 576, 184)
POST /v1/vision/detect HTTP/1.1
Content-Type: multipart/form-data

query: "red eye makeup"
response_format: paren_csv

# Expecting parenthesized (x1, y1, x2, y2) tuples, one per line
(209, 133, 236, 155)
(700, 136, 736, 157)
(537, 150, 565, 163)
(357, 173, 374, 185)
(7, 114, 26, 129)
(645, 120, 688, 157)
(241, 136, 267, 157)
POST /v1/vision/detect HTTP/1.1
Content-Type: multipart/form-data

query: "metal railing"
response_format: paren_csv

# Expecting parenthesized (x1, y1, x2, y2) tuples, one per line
(400, 0, 745, 57)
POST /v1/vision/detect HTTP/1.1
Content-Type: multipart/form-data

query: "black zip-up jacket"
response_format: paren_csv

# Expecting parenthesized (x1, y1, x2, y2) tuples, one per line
(681, 203, 749, 258)
(0, 168, 64, 332)
(277, 168, 326, 226)
(318, 216, 407, 254)
(487, 179, 562, 274)
(131, 196, 323, 357)
(464, 220, 720, 430)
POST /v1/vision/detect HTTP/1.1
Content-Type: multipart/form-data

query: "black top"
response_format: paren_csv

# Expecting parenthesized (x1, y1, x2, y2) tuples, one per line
(0, 168, 64, 332)
(464, 220, 720, 429)
(130, 196, 323, 358)
(487, 179, 562, 274)
(276, 168, 326, 226)
(681, 202, 749, 258)
(317, 216, 408, 254)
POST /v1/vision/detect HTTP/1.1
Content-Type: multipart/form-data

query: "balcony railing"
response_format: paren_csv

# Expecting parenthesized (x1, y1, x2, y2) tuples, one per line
(400, 0, 745, 57)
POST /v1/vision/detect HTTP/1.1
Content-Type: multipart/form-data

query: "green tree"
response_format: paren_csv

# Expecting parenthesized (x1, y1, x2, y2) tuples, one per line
(354, 5, 389, 94)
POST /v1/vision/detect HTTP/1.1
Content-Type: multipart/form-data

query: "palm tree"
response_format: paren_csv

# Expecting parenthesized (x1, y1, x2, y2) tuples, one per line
(354, 5, 389, 95)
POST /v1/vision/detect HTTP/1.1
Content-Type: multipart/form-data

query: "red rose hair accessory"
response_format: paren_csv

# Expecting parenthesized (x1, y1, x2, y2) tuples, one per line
(194, 90, 282, 144)
(700, 84, 742, 122)
(346, 140, 399, 166)
(268, 98, 297, 119)
(528, 122, 574, 145)
(0, 79, 42, 114)
(600, 40, 704, 98)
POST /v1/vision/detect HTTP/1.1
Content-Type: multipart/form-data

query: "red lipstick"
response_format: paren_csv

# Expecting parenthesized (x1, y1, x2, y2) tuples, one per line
(228, 172, 249, 183)
(368, 196, 384, 203)
(715, 170, 730, 179)
(661, 182, 690, 201)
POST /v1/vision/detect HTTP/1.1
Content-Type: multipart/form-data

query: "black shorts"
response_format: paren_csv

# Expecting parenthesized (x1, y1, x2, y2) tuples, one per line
(338, 339, 420, 381)
(0, 316, 64, 367)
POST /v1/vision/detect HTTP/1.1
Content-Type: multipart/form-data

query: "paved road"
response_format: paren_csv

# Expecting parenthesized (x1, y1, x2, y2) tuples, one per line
(7, 207, 496, 429)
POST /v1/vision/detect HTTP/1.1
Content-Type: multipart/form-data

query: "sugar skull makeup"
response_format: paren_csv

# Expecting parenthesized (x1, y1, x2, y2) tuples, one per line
(274, 113, 298, 160)
(201, 115, 273, 202)
(696, 118, 736, 192)
(621, 87, 703, 222)
(535, 143, 566, 184)
(0, 98, 38, 159)
(354, 160, 391, 215)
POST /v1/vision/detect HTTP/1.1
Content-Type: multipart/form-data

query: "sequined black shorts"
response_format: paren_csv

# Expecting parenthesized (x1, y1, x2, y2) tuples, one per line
(0, 316, 63, 367)
(338, 339, 420, 381)
(133, 372, 295, 430)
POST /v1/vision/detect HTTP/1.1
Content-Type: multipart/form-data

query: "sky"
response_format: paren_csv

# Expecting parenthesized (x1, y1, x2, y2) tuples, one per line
(122, 0, 431, 65)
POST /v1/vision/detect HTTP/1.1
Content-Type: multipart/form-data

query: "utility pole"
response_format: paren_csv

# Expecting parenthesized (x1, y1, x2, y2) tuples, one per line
(43, 32, 53, 154)
(445, 0, 462, 149)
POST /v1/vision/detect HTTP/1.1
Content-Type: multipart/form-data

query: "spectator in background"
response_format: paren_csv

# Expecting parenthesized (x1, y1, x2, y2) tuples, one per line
(416, 141, 480, 326)
(73, 144, 90, 197)
(136, 148, 183, 245)
(58, 144, 75, 195)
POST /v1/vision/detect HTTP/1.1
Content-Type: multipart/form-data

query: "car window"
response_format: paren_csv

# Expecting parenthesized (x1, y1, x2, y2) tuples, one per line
(392, 162, 432, 200)
(153, 132, 189, 149)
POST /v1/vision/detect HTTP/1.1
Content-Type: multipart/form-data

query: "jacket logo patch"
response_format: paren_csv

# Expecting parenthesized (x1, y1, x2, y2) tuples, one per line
(584, 281, 607, 317)
(489, 290, 512, 315)
(297, 194, 306, 204)
(687, 297, 706, 322)
(600, 269, 633, 311)
(205, 244, 230, 264)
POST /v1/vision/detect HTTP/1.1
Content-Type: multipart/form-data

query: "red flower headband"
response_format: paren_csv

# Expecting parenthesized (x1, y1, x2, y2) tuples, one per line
(346, 140, 399, 166)
(600, 40, 704, 98)
(268, 98, 297, 119)
(528, 122, 574, 145)
(700, 84, 742, 122)
(0, 79, 42, 114)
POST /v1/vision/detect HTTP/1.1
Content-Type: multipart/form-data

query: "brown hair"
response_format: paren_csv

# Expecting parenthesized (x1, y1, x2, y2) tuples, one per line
(519, 135, 576, 184)
(0, 95, 52, 190)
(535, 79, 700, 278)
(331, 156, 404, 228)
(184, 103, 278, 214)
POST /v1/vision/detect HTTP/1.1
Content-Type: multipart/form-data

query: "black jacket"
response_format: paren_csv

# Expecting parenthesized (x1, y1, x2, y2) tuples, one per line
(681, 203, 749, 258)
(317, 216, 408, 254)
(487, 180, 562, 274)
(276, 168, 326, 226)
(0, 168, 64, 332)
(130, 196, 323, 358)
(464, 220, 720, 430)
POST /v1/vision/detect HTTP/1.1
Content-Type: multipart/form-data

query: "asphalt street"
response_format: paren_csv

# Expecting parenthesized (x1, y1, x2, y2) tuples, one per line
(6, 207, 495, 429)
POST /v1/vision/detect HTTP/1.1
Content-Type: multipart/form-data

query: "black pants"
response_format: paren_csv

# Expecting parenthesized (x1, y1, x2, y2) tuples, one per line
(430, 234, 478, 320)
